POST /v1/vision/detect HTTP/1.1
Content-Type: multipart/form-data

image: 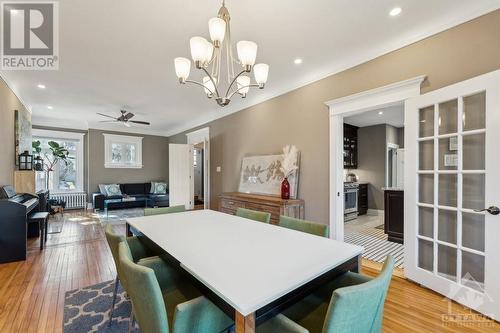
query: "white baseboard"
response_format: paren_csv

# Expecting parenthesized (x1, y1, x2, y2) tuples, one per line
(367, 209, 384, 216)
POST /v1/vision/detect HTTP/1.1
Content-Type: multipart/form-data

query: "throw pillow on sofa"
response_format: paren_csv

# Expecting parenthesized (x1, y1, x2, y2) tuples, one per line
(104, 184, 122, 196)
(151, 182, 167, 194)
(98, 184, 108, 195)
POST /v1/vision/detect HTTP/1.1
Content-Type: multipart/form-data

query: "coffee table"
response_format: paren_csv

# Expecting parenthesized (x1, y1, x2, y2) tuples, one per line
(103, 197, 152, 218)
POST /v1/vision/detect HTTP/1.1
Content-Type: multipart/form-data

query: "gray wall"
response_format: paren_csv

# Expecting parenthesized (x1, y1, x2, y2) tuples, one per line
(168, 10, 500, 224)
(0, 78, 30, 187)
(88, 129, 169, 194)
(356, 125, 387, 210)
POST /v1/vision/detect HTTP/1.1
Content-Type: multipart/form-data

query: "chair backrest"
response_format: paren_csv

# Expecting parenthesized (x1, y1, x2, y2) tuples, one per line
(279, 216, 329, 237)
(118, 242, 170, 333)
(235, 207, 271, 223)
(104, 224, 127, 282)
(322, 256, 394, 333)
(144, 205, 186, 216)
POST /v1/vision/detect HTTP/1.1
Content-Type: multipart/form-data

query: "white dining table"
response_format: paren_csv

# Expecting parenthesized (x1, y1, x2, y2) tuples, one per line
(126, 209, 363, 333)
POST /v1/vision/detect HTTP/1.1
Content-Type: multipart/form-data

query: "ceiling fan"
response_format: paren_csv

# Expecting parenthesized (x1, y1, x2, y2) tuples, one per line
(96, 110, 150, 127)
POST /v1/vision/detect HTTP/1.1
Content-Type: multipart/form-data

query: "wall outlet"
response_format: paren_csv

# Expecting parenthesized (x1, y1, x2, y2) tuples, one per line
(216, 166, 221, 172)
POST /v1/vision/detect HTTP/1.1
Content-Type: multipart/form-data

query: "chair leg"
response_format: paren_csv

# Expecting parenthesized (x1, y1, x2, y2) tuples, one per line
(108, 276, 120, 326)
(39, 221, 44, 250)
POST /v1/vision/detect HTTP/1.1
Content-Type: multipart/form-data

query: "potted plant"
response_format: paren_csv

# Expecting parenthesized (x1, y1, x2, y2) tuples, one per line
(32, 140, 72, 190)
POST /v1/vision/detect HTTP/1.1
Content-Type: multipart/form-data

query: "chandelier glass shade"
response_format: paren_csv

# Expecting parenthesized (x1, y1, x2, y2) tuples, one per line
(174, 1, 269, 107)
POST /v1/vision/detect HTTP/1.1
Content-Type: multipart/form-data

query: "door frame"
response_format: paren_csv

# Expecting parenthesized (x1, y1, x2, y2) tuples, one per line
(186, 127, 210, 209)
(325, 76, 426, 241)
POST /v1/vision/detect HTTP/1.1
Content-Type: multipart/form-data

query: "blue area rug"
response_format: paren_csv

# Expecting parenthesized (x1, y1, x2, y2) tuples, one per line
(64, 280, 139, 333)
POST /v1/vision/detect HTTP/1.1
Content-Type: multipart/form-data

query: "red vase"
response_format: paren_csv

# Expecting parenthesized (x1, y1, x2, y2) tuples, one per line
(281, 177, 290, 200)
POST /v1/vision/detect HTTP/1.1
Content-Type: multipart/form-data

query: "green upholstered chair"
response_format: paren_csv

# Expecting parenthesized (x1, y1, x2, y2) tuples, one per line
(104, 224, 157, 326)
(144, 205, 186, 216)
(118, 241, 308, 333)
(278, 216, 329, 237)
(236, 207, 271, 223)
(282, 256, 394, 333)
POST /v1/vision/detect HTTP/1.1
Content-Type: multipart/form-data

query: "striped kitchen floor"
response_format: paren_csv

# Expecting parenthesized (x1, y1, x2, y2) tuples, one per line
(344, 219, 404, 268)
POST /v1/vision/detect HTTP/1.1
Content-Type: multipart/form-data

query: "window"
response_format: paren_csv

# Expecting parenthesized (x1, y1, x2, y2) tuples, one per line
(32, 129, 84, 192)
(104, 134, 143, 168)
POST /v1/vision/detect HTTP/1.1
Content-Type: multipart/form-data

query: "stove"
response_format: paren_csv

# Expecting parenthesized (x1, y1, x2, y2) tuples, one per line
(344, 182, 359, 221)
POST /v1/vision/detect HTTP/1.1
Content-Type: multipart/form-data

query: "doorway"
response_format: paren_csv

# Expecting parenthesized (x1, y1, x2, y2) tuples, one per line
(342, 104, 405, 271)
(186, 127, 210, 210)
(193, 143, 205, 210)
(326, 76, 426, 274)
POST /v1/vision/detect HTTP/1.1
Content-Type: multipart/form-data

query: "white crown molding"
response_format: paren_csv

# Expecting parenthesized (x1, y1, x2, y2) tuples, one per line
(164, 3, 500, 137)
(0, 72, 32, 114)
(325, 75, 426, 115)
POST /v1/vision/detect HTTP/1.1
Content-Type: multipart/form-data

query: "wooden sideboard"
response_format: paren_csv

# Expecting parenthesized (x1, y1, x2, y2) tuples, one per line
(219, 192, 305, 225)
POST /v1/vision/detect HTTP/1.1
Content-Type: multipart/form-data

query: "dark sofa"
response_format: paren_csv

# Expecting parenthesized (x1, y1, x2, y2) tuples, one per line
(92, 182, 169, 211)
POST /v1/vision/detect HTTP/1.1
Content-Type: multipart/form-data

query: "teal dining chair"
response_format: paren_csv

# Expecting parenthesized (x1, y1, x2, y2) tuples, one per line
(236, 207, 271, 223)
(118, 241, 308, 333)
(278, 216, 329, 237)
(144, 205, 186, 216)
(104, 224, 158, 326)
(282, 256, 394, 333)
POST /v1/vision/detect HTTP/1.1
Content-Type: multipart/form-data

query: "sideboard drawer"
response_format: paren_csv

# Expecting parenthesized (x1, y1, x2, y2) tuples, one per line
(220, 199, 245, 211)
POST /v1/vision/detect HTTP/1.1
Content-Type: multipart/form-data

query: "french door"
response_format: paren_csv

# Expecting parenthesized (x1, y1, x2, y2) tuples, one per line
(405, 70, 500, 320)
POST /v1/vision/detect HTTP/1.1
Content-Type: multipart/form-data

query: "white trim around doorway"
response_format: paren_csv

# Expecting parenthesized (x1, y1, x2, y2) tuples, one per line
(186, 127, 210, 209)
(325, 76, 426, 241)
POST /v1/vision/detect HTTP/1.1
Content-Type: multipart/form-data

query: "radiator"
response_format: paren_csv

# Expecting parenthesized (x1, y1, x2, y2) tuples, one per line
(50, 192, 87, 209)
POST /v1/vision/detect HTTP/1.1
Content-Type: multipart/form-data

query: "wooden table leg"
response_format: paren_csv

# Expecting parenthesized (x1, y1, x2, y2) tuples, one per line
(235, 311, 255, 333)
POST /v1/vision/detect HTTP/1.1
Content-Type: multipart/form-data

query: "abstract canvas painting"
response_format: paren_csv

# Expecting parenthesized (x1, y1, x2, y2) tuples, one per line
(238, 153, 300, 198)
(14, 109, 32, 166)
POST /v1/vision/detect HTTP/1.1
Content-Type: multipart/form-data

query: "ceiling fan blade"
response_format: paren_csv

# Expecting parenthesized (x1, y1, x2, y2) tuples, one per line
(99, 120, 117, 123)
(124, 112, 135, 120)
(97, 112, 117, 120)
(130, 120, 150, 125)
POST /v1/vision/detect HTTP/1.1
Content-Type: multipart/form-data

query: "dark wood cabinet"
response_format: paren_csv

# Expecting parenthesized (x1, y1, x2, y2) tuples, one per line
(357, 183, 368, 216)
(343, 124, 358, 169)
(384, 190, 404, 244)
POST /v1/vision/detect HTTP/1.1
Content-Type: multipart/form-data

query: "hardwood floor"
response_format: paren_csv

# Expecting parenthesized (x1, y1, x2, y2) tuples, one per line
(0, 210, 498, 332)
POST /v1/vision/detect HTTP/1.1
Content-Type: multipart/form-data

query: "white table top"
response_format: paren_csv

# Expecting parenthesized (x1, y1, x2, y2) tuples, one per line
(126, 210, 363, 316)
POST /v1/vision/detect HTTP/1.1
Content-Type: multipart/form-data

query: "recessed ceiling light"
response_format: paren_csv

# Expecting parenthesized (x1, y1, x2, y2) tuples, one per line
(37, 84, 46, 89)
(389, 7, 402, 16)
(293, 58, 303, 65)
(47, 105, 53, 110)
(378, 111, 384, 115)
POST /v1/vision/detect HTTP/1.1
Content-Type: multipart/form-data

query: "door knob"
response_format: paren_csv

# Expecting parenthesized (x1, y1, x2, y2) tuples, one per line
(474, 206, 500, 215)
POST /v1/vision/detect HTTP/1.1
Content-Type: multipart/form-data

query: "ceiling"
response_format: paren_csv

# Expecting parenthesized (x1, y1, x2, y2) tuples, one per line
(2, 0, 500, 136)
(344, 103, 404, 128)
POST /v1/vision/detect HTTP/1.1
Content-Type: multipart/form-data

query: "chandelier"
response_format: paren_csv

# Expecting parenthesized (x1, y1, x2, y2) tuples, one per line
(174, 1, 269, 107)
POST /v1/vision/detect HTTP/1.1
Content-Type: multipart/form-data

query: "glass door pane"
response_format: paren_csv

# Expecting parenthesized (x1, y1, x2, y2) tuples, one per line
(416, 92, 486, 293)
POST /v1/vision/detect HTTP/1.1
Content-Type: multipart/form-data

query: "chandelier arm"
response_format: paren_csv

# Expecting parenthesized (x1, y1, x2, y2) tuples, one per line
(185, 79, 216, 96)
(224, 69, 248, 97)
(200, 67, 221, 97)
(227, 84, 260, 100)
(207, 46, 218, 67)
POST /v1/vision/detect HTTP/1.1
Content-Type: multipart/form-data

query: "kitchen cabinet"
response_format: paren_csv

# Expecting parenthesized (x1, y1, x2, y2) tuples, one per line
(358, 183, 368, 215)
(343, 124, 358, 169)
(384, 189, 404, 244)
